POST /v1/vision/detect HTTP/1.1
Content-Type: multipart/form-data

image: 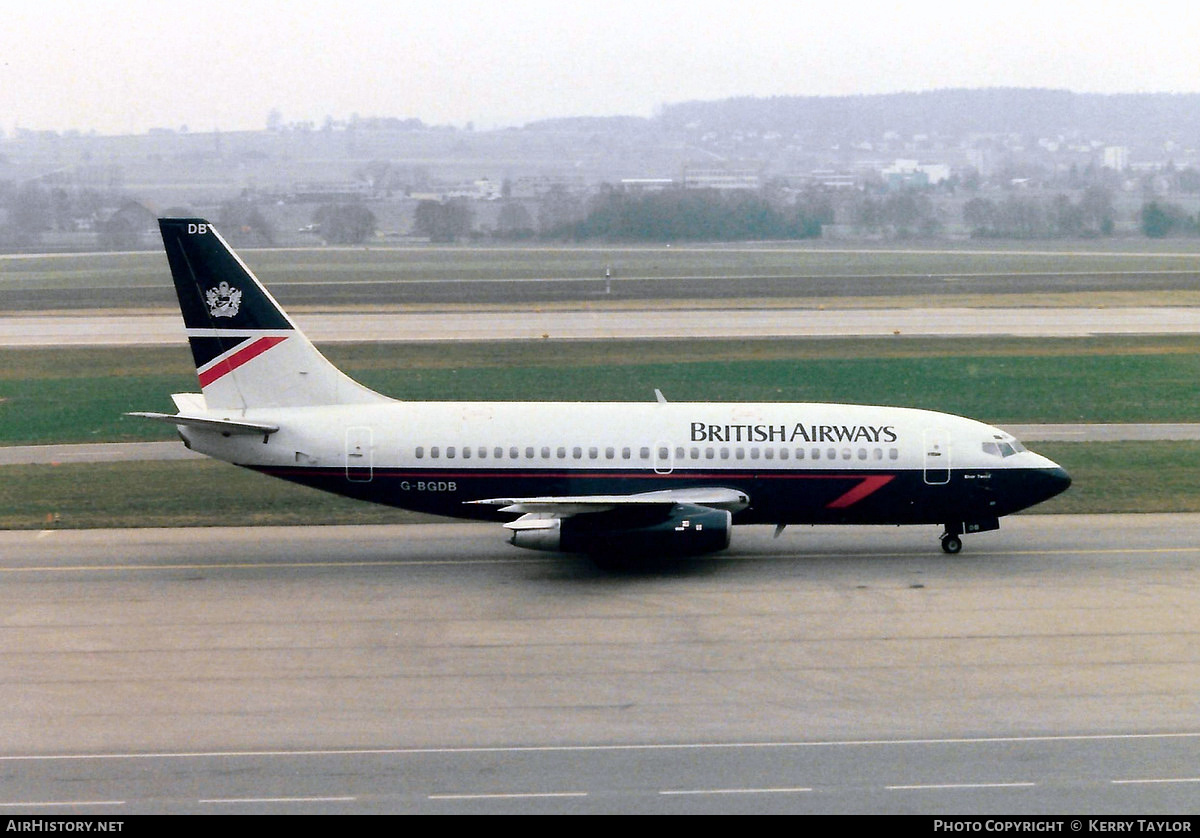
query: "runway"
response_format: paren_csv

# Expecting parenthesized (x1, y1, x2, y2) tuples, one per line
(7, 305, 1200, 346)
(2, 515, 1198, 813)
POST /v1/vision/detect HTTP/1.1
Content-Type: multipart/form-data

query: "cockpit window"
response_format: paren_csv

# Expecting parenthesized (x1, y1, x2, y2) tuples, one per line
(982, 440, 1022, 458)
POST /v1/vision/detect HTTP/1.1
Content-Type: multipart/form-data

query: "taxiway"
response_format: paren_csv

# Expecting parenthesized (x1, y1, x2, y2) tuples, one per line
(2, 515, 1197, 813)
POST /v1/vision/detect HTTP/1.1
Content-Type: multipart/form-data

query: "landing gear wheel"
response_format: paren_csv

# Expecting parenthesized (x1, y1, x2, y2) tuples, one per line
(940, 533, 962, 555)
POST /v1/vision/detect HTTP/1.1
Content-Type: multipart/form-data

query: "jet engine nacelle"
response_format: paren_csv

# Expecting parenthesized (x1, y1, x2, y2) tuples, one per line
(509, 504, 732, 557)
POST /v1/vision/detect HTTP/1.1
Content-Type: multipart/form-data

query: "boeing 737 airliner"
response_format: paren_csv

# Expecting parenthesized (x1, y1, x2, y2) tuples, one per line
(132, 219, 1071, 557)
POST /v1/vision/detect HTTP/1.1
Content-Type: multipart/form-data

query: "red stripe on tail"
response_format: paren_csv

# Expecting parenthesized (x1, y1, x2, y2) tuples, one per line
(197, 336, 288, 387)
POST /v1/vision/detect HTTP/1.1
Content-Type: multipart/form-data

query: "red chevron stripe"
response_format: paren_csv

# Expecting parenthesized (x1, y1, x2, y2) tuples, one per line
(197, 336, 287, 387)
(824, 474, 895, 508)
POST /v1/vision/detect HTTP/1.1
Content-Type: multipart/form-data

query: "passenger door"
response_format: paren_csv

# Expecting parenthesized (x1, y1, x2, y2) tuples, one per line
(923, 429, 950, 485)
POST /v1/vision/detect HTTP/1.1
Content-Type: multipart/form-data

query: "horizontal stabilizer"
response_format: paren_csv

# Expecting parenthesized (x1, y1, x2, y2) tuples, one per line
(125, 411, 279, 436)
(469, 487, 750, 517)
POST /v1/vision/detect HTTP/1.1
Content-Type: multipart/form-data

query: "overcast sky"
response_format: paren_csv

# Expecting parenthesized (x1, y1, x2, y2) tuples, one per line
(4, 0, 1200, 136)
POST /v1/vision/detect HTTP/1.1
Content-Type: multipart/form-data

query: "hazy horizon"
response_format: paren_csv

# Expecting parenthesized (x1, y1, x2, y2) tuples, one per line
(5, 0, 1200, 136)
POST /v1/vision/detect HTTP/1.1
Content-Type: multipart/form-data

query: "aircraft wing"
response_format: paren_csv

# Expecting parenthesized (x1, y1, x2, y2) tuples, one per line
(467, 487, 750, 516)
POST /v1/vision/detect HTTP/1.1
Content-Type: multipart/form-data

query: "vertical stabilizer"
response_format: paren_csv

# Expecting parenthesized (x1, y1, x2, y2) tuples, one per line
(158, 218, 389, 410)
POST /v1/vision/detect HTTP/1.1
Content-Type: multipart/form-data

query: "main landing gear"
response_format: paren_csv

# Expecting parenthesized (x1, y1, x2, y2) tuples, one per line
(939, 531, 963, 554)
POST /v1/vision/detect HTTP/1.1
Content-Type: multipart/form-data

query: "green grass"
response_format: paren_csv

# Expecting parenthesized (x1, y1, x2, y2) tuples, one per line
(3, 336, 1200, 445)
(1033, 442, 1200, 515)
(0, 441, 1192, 530)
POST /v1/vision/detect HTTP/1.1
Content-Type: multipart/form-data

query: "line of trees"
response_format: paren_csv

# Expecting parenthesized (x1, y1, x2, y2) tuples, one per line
(563, 189, 831, 242)
(1140, 201, 1200, 237)
(962, 188, 1115, 238)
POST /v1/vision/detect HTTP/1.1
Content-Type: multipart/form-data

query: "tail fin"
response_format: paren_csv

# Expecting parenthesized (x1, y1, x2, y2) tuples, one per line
(158, 218, 389, 410)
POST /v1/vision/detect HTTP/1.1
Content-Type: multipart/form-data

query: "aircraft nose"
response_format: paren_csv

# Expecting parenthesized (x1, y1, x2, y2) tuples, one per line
(1044, 465, 1072, 498)
(1028, 463, 1072, 506)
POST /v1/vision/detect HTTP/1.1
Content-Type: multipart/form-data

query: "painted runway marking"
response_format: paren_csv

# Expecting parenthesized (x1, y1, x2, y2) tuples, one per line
(200, 795, 357, 803)
(4, 545, 1200, 574)
(1111, 777, 1200, 785)
(0, 800, 125, 807)
(0, 558, 556, 573)
(2, 731, 1198, 762)
(429, 791, 587, 800)
(886, 782, 1036, 790)
(659, 786, 812, 795)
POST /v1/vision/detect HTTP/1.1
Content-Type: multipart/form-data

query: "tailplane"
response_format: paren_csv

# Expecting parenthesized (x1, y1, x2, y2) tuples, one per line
(158, 218, 388, 409)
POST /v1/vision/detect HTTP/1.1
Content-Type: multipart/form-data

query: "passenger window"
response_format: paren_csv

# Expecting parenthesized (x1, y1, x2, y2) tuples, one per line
(605, 447, 615, 459)
(750, 448, 760, 460)
(462, 447, 470, 459)
(888, 448, 899, 460)
(415, 446, 424, 459)
(447, 446, 456, 458)
(589, 447, 598, 459)
(705, 447, 715, 459)
(510, 447, 519, 459)
(541, 447, 550, 459)
(779, 448, 789, 460)
(431, 446, 440, 458)
(572, 447, 582, 459)
(735, 448, 745, 460)
(623, 447, 632, 459)
(720, 448, 730, 460)
(557, 447, 567, 459)
(640, 447, 650, 459)
(764, 448, 774, 460)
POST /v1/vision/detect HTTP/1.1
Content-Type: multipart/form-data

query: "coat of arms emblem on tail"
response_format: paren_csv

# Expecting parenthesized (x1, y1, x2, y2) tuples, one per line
(205, 281, 242, 317)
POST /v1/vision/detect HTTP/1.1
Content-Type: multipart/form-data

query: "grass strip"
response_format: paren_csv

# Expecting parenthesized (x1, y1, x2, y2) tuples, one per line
(4, 336, 1200, 445)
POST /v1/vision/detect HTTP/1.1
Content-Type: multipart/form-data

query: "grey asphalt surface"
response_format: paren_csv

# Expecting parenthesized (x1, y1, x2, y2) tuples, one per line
(5, 267, 1200, 310)
(2, 515, 1198, 813)
(6, 306, 1200, 346)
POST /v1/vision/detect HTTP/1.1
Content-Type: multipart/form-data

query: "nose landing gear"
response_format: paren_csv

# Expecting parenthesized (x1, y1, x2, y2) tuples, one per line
(939, 517, 998, 554)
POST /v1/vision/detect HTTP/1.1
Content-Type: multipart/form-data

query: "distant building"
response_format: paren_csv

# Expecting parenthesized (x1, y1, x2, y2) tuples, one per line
(803, 170, 858, 190)
(1103, 146, 1129, 171)
(681, 166, 761, 190)
(881, 159, 950, 188)
(290, 181, 371, 203)
(620, 178, 676, 192)
(509, 175, 586, 199)
(444, 178, 501, 200)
